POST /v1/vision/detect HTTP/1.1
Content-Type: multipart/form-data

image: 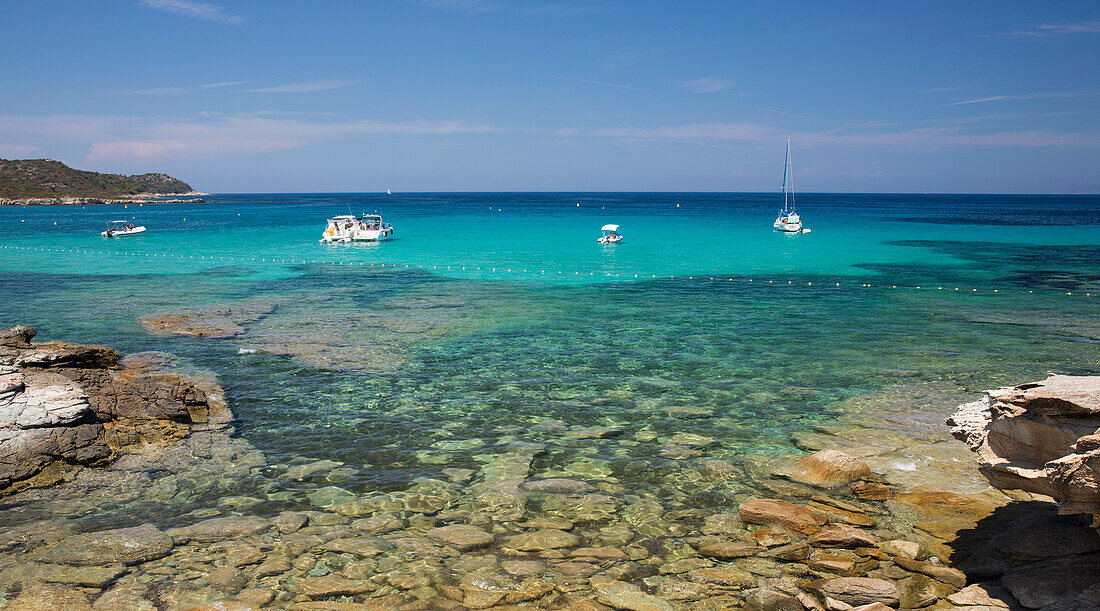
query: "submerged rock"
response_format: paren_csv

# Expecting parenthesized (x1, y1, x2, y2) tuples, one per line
(819, 577, 900, 607)
(137, 300, 274, 338)
(426, 524, 495, 551)
(30, 524, 173, 566)
(776, 449, 872, 487)
(740, 499, 826, 535)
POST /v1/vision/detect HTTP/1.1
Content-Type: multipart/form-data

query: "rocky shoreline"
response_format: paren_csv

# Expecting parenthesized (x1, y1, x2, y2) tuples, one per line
(1, 325, 1098, 610)
(0, 193, 207, 206)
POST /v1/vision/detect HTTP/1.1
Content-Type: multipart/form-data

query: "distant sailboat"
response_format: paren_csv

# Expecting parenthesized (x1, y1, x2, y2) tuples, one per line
(386, 188, 392, 195)
(773, 138, 809, 234)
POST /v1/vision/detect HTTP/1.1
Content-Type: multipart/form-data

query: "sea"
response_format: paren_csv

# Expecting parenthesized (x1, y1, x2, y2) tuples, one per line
(0, 192, 1098, 525)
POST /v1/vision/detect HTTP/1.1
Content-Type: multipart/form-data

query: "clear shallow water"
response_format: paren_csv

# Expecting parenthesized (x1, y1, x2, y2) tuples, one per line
(0, 192, 1098, 520)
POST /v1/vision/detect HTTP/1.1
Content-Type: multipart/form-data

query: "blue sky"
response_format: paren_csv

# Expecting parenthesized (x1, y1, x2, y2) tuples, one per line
(2, 1, 1098, 193)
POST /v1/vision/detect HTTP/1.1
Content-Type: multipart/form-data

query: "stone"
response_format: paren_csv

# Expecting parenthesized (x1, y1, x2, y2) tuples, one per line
(701, 512, 745, 537)
(6, 583, 92, 611)
(505, 528, 581, 551)
(945, 583, 1010, 608)
(656, 579, 709, 601)
(898, 574, 937, 609)
(877, 540, 921, 560)
(697, 540, 764, 559)
(0, 325, 37, 348)
(168, 516, 270, 542)
(426, 525, 495, 551)
(273, 511, 309, 534)
(30, 524, 173, 566)
(137, 300, 274, 339)
(743, 588, 803, 611)
(1000, 554, 1100, 609)
(763, 542, 811, 561)
(892, 557, 966, 588)
(740, 499, 826, 535)
(819, 578, 899, 607)
(571, 547, 629, 560)
(523, 478, 593, 493)
(777, 450, 872, 487)
(851, 481, 893, 501)
(33, 563, 128, 587)
(687, 567, 756, 588)
(322, 536, 395, 557)
(594, 580, 674, 611)
(947, 375, 1100, 530)
(298, 575, 374, 598)
(235, 589, 276, 607)
(808, 524, 879, 549)
(351, 516, 403, 534)
(751, 527, 793, 547)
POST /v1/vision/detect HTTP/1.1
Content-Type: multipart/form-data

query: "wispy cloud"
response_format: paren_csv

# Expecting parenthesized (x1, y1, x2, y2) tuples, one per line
(921, 86, 965, 94)
(201, 80, 247, 89)
(1001, 21, 1100, 37)
(679, 76, 733, 94)
(592, 122, 1100, 149)
(244, 79, 360, 93)
(138, 0, 244, 25)
(0, 112, 497, 164)
(573, 78, 658, 93)
(939, 91, 1100, 107)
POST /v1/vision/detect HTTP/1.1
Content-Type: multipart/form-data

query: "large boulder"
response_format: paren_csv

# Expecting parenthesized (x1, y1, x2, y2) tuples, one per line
(740, 499, 827, 534)
(776, 449, 872, 487)
(947, 375, 1100, 530)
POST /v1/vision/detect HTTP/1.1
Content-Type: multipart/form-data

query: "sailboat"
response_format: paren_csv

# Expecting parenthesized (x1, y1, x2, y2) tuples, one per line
(386, 188, 392, 195)
(773, 138, 810, 234)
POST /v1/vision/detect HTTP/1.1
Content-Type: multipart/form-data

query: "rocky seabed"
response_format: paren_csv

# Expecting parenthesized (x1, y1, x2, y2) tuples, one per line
(1, 326, 1099, 610)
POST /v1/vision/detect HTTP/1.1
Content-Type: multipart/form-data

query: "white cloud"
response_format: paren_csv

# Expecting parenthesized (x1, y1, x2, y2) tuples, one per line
(679, 76, 733, 94)
(202, 80, 247, 89)
(1002, 21, 1100, 37)
(138, 0, 244, 25)
(244, 79, 360, 93)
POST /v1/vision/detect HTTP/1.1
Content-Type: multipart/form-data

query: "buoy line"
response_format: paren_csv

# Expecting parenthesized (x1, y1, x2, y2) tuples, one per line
(0, 244, 1092, 297)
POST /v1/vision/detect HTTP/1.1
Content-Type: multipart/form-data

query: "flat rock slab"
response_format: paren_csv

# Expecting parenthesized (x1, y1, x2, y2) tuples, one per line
(322, 536, 395, 557)
(168, 516, 270, 543)
(687, 567, 756, 588)
(807, 524, 879, 549)
(298, 575, 374, 599)
(740, 499, 826, 535)
(30, 524, 172, 566)
(505, 528, 581, 551)
(820, 577, 900, 607)
(1000, 553, 1100, 609)
(776, 449, 871, 487)
(523, 478, 593, 493)
(595, 580, 674, 611)
(426, 525, 495, 551)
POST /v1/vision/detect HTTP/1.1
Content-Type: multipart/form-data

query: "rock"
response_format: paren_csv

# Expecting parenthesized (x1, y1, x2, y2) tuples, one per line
(426, 525, 494, 551)
(898, 574, 937, 609)
(743, 588, 803, 611)
(523, 478, 593, 493)
(571, 547, 629, 560)
(892, 557, 966, 587)
(322, 536, 395, 557)
(298, 575, 374, 598)
(851, 481, 893, 501)
(777, 450, 872, 487)
(877, 540, 921, 560)
(594, 580, 674, 611)
(946, 583, 1010, 608)
(138, 300, 274, 339)
(807, 524, 879, 549)
(752, 527, 793, 547)
(505, 528, 581, 551)
(6, 583, 92, 611)
(0, 325, 36, 348)
(351, 516, 403, 534)
(656, 579, 710, 601)
(740, 499, 826, 534)
(819, 578, 900, 608)
(947, 375, 1100, 530)
(763, 541, 811, 561)
(273, 512, 309, 534)
(687, 567, 756, 588)
(697, 540, 764, 559)
(168, 516, 270, 542)
(1000, 553, 1100, 609)
(30, 524, 173, 566)
(33, 563, 128, 587)
(701, 512, 745, 537)
(284, 459, 343, 480)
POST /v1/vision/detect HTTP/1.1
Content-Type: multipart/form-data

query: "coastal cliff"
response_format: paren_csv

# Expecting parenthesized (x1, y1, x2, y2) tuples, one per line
(0, 325, 231, 494)
(0, 158, 197, 204)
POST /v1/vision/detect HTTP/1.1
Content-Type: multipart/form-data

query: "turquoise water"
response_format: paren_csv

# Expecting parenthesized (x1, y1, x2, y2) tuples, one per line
(1, 193, 1098, 520)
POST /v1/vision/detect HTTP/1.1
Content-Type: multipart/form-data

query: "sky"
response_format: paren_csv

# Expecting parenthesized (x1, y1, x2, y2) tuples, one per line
(1, 1, 1098, 193)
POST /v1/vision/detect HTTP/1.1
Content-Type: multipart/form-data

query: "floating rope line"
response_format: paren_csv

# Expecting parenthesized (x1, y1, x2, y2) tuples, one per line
(0, 244, 1092, 297)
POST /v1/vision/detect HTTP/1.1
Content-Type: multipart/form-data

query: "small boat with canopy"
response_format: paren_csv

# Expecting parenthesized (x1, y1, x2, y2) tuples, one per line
(320, 214, 394, 243)
(773, 138, 810, 234)
(101, 220, 146, 237)
(598, 224, 623, 244)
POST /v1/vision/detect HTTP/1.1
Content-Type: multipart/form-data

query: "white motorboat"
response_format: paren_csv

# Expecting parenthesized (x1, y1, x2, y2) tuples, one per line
(598, 224, 623, 244)
(773, 138, 810, 234)
(101, 220, 146, 237)
(320, 214, 394, 243)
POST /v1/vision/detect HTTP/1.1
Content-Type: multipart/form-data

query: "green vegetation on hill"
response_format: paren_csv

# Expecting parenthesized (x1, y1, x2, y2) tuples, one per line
(0, 158, 194, 199)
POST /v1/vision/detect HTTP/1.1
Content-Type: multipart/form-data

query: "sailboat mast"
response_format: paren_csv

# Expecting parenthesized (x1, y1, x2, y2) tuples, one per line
(782, 138, 789, 213)
(787, 138, 795, 213)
